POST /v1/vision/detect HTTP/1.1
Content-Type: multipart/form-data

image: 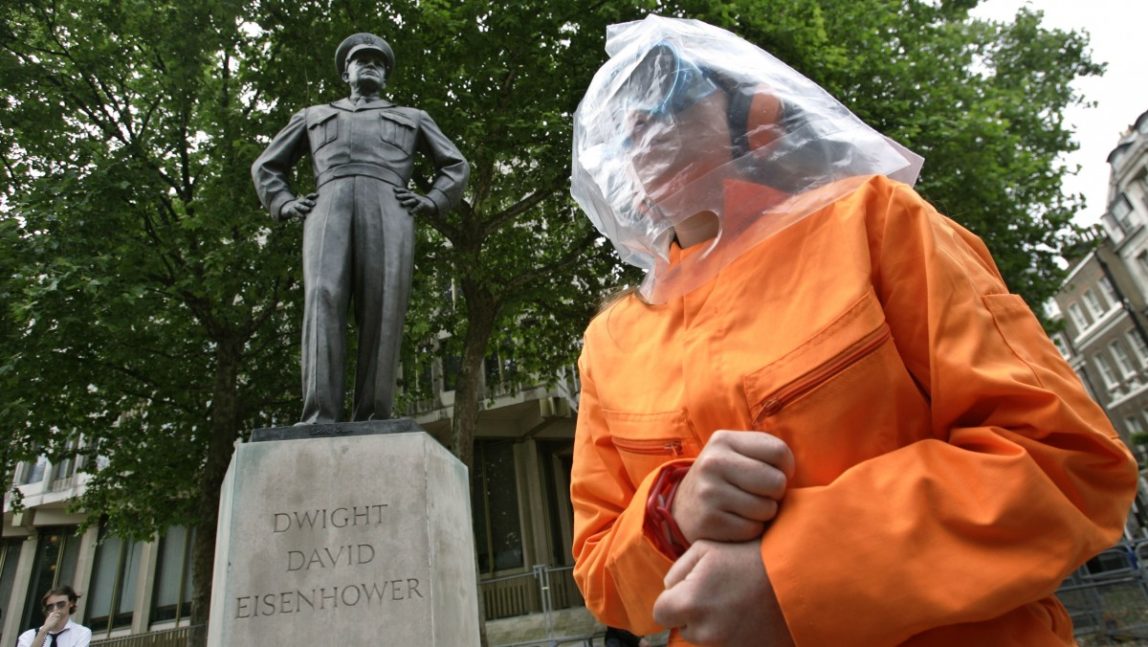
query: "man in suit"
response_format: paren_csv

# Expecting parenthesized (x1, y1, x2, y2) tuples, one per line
(253, 32, 469, 423)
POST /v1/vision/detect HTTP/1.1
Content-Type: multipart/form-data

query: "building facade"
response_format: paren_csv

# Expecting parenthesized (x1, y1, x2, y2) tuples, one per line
(1, 357, 587, 644)
(1055, 110, 1148, 443)
(1052, 109, 1148, 539)
(1054, 238, 1148, 445)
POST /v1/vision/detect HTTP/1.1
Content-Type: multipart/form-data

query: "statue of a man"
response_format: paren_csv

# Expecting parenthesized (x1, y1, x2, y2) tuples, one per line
(252, 33, 469, 423)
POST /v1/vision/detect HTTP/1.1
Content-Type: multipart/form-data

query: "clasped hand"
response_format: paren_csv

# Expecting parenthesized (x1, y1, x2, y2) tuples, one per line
(394, 187, 436, 215)
(672, 430, 794, 543)
(280, 192, 319, 221)
(654, 430, 796, 646)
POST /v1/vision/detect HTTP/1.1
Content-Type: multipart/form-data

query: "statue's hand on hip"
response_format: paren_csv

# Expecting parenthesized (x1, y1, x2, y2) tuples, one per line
(280, 192, 319, 221)
(394, 187, 436, 216)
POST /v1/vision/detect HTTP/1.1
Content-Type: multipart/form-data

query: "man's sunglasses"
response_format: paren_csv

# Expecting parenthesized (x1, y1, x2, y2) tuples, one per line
(44, 600, 69, 612)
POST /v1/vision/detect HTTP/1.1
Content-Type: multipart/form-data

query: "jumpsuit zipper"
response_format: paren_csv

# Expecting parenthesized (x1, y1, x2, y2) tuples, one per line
(612, 437, 686, 456)
(752, 325, 892, 427)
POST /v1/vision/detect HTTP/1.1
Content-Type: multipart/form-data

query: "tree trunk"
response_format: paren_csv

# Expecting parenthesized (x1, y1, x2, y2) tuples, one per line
(450, 283, 500, 647)
(450, 285, 499, 472)
(187, 340, 242, 647)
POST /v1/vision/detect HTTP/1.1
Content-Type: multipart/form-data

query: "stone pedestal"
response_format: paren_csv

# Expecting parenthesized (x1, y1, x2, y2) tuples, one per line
(207, 421, 480, 646)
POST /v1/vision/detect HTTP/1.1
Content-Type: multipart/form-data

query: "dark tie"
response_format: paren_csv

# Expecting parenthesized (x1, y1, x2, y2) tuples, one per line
(48, 634, 59, 647)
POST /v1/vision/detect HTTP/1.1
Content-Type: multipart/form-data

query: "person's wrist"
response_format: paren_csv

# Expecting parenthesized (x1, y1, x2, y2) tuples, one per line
(644, 464, 692, 559)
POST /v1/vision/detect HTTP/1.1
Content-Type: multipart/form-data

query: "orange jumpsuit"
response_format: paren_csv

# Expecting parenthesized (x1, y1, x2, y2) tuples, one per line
(571, 175, 1138, 645)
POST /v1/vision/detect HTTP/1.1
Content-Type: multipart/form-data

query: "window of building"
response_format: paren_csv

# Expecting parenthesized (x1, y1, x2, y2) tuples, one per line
(441, 352, 461, 392)
(19, 455, 49, 486)
(1068, 302, 1092, 333)
(50, 437, 84, 485)
(150, 526, 195, 626)
(0, 540, 22, 628)
(1095, 353, 1120, 389)
(1111, 341, 1138, 378)
(1113, 194, 1135, 231)
(1083, 289, 1107, 319)
(538, 441, 576, 567)
(87, 527, 144, 634)
(398, 343, 437, 413)
(1051, 333, 1070, 358)
(1098, 277, 1120, 309)
(19, 527, 82, 632)
(1129, 330, 1148, 366)
(1127, 415, 1145, 437)
(484, 349, 520, 398)
(471, 439, 524, 575)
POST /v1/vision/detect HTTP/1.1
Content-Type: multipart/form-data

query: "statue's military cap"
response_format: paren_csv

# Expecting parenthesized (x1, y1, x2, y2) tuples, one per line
(335, 33, 395, 76)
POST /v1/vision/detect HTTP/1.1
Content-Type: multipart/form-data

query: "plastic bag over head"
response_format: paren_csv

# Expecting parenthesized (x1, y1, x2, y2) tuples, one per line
(571, 15, 923, 302)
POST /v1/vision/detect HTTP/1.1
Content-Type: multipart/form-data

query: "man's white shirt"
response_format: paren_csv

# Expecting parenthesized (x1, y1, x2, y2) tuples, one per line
(16, 619, 92, 647)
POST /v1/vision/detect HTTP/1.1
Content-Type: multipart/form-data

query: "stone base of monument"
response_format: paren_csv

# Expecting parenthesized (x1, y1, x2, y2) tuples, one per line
(207, 420, 480, 646)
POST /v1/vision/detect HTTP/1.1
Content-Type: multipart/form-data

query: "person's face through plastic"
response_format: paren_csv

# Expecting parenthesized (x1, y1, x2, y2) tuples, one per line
(620, 45, 733, 205)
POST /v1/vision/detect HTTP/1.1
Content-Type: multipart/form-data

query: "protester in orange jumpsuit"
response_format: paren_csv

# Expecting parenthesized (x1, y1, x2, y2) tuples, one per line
(569, 16, 1138, 646)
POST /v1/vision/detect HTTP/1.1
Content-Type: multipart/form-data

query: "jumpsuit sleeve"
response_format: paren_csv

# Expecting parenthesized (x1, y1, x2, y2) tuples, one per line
(415, 110, 469, 215)
(250, 109, 308, 219)
(759, 179, 1139, 645)
(571, 351, 692, 635)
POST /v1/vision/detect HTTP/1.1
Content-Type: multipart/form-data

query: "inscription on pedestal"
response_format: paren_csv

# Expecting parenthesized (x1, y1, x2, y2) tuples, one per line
(232, 502, 427, 620)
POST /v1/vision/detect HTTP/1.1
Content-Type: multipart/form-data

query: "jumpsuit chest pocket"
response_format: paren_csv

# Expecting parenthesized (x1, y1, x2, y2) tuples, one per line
(602, 408, 699, 489)
(741, 293, 928, 486)
(306, 109, 339, 152)
(379, 111, 416, 152)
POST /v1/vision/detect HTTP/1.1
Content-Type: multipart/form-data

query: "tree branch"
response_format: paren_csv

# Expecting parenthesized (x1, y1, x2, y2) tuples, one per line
(482, 179, 566, 235)
(499, 228, 598, 296)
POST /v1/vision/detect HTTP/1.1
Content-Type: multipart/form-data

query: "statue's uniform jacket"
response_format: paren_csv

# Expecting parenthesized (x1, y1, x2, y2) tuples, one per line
(571, 175, 1138, 645)
(252, 98, 468, 422)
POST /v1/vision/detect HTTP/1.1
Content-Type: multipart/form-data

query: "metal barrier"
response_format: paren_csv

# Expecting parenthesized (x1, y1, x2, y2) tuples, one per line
(90, 625, 198, 647)
(484, 565, 593, 646)
(481, 565, 585, 621)
(1059, 544, 1148, 644)
(482, 569, 544, 619)
(497, 637, 599, 647)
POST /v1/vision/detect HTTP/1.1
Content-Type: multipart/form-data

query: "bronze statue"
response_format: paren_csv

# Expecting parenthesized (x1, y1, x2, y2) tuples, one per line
(252, 33, 469, 423)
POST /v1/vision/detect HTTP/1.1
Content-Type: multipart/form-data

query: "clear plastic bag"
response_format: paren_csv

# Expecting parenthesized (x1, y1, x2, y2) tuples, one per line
(571, 15, 923, 301)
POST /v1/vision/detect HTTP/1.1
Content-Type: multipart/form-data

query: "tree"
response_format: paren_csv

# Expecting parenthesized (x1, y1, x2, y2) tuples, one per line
(0, 1, 1099, 643)
(0, 2, 304, 639)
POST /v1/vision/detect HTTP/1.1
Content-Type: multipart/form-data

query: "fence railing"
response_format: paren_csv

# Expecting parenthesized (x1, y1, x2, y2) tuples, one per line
(1060, 541, 1148, 644)
(480, 564, 584, 621)
(90, 625, 198, 647)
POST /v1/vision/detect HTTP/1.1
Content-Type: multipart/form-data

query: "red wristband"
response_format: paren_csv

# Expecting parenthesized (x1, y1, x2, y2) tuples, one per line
(644, 464, 692, 559)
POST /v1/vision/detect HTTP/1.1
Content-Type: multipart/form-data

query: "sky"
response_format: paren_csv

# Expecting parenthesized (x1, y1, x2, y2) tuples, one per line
(969, 0, 1148, 226)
